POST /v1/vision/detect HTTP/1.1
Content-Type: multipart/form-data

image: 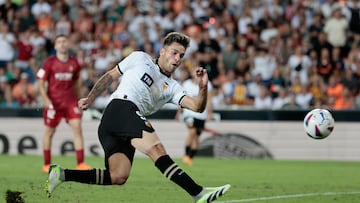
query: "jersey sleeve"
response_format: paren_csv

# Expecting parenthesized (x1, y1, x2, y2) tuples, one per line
(171, 82, 187, 105)
(36, 57, 51, 80)
(117, 51, 143, 74)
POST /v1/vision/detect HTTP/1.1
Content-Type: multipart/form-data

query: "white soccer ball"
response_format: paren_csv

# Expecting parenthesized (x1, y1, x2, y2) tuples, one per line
(303, 108, 335, 140)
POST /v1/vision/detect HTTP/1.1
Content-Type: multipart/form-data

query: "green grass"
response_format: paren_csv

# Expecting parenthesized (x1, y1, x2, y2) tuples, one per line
(1, 155, 360, 203)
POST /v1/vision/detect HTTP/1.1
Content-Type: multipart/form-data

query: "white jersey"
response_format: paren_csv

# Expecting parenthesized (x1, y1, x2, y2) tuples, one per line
(111, 51, 186, 116)
(181, 79, 212, 120)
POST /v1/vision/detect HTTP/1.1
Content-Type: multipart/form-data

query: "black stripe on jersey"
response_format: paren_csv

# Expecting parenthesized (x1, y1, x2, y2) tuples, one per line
(116, 64, 123, 74)
(178, 95, 186, 106)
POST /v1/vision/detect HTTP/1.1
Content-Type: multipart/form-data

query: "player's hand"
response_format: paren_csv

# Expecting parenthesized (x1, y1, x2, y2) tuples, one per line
(193, 67, 208, 88)
(78, 98, 90, 111)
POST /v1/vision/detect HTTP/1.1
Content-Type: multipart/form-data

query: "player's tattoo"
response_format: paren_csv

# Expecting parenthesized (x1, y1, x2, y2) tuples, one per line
(88, 73, 113, 101)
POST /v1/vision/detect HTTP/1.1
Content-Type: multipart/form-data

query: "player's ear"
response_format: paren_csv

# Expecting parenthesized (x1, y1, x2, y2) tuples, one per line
(159, 47, 165, 56)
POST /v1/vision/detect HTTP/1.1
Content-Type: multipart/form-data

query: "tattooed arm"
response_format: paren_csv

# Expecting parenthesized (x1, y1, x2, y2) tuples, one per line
(78, 67, 121, 110)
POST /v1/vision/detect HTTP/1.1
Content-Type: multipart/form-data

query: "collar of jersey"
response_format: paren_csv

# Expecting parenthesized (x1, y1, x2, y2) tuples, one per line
(154, 58, 171, 78)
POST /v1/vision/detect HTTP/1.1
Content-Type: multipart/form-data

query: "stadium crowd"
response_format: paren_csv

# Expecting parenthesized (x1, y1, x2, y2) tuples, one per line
(0, 0, 360, 110)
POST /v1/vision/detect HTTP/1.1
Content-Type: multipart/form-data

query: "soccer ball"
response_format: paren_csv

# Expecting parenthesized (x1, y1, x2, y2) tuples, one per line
(303, 108, 335, 140)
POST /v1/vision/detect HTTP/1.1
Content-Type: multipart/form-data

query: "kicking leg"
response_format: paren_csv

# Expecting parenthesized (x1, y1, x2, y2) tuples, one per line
(132, 131, 231, 202)
(132, 131, 203, 197)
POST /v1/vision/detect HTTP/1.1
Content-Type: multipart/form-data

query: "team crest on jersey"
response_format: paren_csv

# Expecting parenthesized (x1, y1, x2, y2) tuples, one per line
(69, 65, 74, 72)
(162, 82, 168, 90)
(141, 73, 153, 87)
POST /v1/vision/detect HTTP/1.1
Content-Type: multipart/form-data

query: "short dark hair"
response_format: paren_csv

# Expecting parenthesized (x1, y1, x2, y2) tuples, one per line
(54, 34, 67, 43)
(163, 32, 190, 49)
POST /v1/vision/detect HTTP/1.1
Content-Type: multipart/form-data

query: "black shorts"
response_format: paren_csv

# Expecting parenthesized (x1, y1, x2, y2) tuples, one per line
(98, 99, 155, 168)
(184, 117, 205, 136)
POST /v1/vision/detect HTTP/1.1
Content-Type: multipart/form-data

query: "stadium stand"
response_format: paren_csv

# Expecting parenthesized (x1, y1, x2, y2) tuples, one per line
(0, 0, 359, 111)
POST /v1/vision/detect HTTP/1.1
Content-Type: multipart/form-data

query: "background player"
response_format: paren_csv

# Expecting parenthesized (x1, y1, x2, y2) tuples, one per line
(37, 34, 91, 173)
(176, 68, 214, 166)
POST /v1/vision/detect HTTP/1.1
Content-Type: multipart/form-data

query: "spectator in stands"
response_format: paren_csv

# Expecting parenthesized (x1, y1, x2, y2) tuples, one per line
(347, 0, 360, 47)
(17, 3, 36, 32)
(331, 47, 345, 72)
(281, 92, 301, 110)
(15, 29, 34, 71)
(221, 40, 240, 73)
(55, 14, 72, 36)
(0, 21, 16, 70)
(289, 75, 302, 94)
(251, 47, 277, 85)
(332, 86, 355, 110)
(73, 6, 94, 35)
(93, 46, 113, 76)
(221, 69, 237, 105)
(308, 73, 327, 106)
(341, 67, 359, 96)
(230, 74, 248, 106)
(31, 0, 51, 20)
(246, 72, 262, 100)
(355, 89, 360, 109)
(253, 84, 272, 109)
(36, 12, 53, 39)
(308, 13, 324, 46)
(269, 67, 286, 98)
(272, 87, 290, 110)
(312, 31, 333, 58)
(197, 28, 222, 82)
(0, 67, 14, 107)
(323, 5, 348, 49)
(0, 0, 359, 112)
(0, 0, 18, 23)
(11, 72, 36, 107)
(211, 81, 227, 109)
(259, 19, 279, 45)
(326, 74, 345, 108)
(316, 47, 335, 83)
(287, 45, 312, 85)
(295, 84, 314, 109)
(320, 0, 339, 19)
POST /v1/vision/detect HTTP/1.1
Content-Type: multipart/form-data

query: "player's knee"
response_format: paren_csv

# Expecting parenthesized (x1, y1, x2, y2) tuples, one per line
(111, 173, 129, 185)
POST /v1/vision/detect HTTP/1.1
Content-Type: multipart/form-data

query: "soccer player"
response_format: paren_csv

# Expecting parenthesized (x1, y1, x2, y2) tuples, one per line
(37, 35, 91, 173)
(45, 32, 230, 202)
(177, 69, 214, 166)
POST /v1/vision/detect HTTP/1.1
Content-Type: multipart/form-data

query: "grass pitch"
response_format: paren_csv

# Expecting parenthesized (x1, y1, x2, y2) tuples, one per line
(0, 155, 359, 203)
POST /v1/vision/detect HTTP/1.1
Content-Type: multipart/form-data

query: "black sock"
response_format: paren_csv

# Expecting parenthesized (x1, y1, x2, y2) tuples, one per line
(185, 146, 191, 156)
(155, 155, 203, 196)
(64, 168, 112, 185)
(189, 149, 197, 158)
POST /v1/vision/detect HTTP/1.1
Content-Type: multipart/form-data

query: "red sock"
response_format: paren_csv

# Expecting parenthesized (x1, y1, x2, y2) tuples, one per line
(76, 149, 84, 164)
(43, 150, 51, 165)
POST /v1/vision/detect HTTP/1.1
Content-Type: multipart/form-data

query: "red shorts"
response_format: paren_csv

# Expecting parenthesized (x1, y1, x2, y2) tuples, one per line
(43, 103, 82, 128)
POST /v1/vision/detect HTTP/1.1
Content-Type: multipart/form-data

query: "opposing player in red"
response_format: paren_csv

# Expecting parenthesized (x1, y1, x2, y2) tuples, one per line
(37, 34, 91, 173)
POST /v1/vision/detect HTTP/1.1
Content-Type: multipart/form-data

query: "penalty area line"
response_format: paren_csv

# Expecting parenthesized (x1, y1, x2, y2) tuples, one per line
(215, 191, 360, 203)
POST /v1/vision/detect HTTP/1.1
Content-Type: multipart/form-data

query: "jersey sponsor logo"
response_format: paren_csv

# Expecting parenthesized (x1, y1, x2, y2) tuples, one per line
(141, 73, 153, 87)
(54, 72, 73, 80)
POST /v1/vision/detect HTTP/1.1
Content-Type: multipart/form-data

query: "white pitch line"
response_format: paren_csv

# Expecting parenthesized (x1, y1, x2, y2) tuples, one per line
(215, 191, 360, 203)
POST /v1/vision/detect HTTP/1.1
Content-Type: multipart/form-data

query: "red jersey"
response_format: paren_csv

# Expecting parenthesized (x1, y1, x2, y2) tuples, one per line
(37, 55, 81, 109)
(17, 41, 33, 61)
